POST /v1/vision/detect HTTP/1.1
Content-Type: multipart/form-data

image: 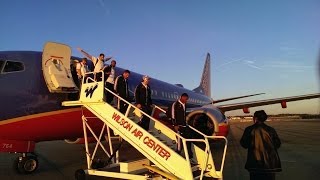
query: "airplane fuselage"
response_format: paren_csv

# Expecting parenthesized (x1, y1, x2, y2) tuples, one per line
(0, 51, 225, 152)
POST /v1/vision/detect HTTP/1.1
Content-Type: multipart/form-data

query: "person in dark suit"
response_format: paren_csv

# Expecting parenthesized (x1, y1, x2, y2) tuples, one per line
(240, 110, 282, 180)
(169, 93, 193, 159)
(134, 75, 152, 130)
(114, 70, 130, 114)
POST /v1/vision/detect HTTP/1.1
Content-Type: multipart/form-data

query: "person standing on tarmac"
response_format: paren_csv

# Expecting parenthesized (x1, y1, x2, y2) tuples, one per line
(134, 75, 152, 131)
(168, 93, 194, 160)
(114, 70, 130, 114)
(103, 60, 117, 104)
(77, 47, 112, 81)
(240, 110, 282, 180)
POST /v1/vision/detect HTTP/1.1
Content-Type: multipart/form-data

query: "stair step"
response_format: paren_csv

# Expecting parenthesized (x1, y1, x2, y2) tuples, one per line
(193, 170, 210, 179)
(191, 164, 200, 172)
(84, 105, 220, 179)
(149, 130, 161, 135)
(191, 161, 199, 167)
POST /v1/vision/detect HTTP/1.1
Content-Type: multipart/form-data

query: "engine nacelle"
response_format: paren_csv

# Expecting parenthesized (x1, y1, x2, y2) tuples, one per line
(64, 137, 97, 144)
(186, 107, 226, 136)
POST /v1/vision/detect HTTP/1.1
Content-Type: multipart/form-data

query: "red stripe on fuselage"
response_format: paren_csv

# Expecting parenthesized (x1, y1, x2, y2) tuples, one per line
(0, 108, 104, 142)
(0, 139, 35, 153)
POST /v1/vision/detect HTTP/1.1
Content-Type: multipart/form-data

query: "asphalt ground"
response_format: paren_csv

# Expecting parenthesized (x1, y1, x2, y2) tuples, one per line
(1, 119, 320, 180)
(224, 119, 320, 180)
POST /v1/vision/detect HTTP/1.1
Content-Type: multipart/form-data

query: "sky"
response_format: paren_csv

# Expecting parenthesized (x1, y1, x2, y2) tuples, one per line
(0, 0, 319, 115)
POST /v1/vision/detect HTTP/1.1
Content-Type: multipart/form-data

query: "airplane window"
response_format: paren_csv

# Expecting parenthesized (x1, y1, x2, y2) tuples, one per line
(162, 92, 164, 97)
(3, 61, 24, 73)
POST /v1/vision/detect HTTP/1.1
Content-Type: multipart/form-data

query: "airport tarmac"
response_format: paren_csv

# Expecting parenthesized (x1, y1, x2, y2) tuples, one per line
(1, 119, 320, 180)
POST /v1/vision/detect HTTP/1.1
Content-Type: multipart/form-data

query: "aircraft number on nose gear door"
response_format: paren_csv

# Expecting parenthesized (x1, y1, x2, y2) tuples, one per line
(2, 143, 13, 149)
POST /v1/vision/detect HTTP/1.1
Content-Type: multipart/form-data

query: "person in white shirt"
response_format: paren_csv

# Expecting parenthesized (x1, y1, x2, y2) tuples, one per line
(76, 58, 89, 88)
(77, 47, 112, 81)
(103, 60, 117, 103)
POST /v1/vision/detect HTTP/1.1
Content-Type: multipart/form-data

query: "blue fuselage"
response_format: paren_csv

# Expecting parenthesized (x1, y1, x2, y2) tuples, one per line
(0, 51, 212, 121)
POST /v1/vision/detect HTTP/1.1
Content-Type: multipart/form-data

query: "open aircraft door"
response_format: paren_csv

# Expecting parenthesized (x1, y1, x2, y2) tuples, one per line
(42, 42, 78, 93)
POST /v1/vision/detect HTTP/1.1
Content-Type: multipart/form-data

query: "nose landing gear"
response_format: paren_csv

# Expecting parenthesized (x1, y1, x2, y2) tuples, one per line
(13, 153, 39, 174)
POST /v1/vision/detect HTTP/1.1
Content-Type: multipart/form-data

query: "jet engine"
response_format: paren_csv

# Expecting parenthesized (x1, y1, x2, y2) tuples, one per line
(186, 106, 227, 136)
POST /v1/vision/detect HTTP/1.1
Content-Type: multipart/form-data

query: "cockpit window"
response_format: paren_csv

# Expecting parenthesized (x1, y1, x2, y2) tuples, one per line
(2, 61, 24, 73)
(0, 60, 4, 72)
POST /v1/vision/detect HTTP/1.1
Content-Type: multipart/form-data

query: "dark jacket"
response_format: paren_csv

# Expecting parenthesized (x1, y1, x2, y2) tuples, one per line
(240, 122, 282, 173)
(114, 75, 129, 100)
(170, 101, 187, 126)
(103, 65, 115, 81)
(134, 83, 152, 106)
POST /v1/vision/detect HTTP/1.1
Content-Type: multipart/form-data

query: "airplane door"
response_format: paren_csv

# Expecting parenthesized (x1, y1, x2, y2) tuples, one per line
(42, 42, 78, 93)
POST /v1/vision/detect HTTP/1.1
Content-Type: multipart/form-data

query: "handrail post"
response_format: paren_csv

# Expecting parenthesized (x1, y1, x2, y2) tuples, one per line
(82, 115, 91, 169)
(125, 104, 131, 117)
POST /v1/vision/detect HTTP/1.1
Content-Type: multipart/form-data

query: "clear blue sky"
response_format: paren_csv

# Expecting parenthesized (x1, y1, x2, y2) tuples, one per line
(1, 0, 319, 115)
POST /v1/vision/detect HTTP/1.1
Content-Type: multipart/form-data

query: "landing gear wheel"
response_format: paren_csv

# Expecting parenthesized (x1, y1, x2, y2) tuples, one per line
(75, 169, 86, 180)
(14, 155, 39, 174)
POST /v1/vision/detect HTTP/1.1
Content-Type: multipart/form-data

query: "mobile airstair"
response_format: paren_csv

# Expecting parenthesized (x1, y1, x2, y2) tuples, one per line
(63, 72, 227, 180)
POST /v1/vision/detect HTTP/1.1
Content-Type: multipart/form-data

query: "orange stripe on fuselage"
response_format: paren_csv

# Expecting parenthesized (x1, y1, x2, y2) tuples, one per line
(0, 107, 82, 126)
(50, 55, 63, 59)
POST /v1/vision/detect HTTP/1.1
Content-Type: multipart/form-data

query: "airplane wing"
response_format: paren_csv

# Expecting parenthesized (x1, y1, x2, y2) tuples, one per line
(212, 93, 265, 104)
(217, 93, 320, 112)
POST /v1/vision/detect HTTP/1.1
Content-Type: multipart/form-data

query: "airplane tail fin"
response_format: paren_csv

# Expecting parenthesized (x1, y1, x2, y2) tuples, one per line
(193, 53, 211, 97)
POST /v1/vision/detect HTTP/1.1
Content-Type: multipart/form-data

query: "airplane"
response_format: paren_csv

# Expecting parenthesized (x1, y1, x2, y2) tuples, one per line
(0, 42, 319, 174)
